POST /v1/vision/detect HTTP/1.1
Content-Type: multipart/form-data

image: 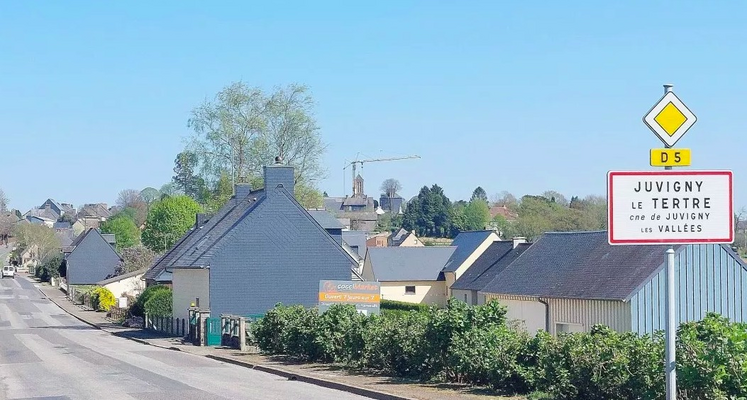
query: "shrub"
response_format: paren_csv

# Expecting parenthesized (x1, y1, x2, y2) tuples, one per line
(144, 289, 172, 317)
(677, 313, 747, 399)
(381, 299, 430, 312)
(361, 311, 429, 377)
(130, 285, 170, 317)
(315, 304, 367, 364)
(90, 287, 116, 312)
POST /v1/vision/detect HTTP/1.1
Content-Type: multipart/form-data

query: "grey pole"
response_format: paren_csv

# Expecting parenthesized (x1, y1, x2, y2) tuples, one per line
(663, 83, 677, 400)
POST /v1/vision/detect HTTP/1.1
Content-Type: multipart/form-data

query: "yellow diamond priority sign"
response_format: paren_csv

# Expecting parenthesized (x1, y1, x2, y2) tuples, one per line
(643, 91, 696, 147)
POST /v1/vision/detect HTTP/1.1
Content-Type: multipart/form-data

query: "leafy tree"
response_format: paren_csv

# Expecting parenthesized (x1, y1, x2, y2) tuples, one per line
(470, 186, 488, 203)
(141, 195, 203, 252)
(187, 82, 326, 187)
(295, 182, 323, 209)
(463, 199, 490, 231)
(402, 185, 453, 238)
(172, 151, 207, 201)
(13, 224, 61, 264)
(100, 214, 140, 250)
(205, 172, 234, 212)
(542, 190, 569, 206)
(158, 182, 180, 198)
(140, 187, 161, 205)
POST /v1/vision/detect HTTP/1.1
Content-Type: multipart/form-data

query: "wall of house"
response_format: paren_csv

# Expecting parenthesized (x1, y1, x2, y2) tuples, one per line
(484, 294, 547, 334)
(451, 289, 477, 305)
(629, 244, 747, 335)
(66, 232, 121, 285)
(208, 190, 356, 317)
(172, 269, 209, 322)
(399, 234, 424, 247)
(547, 297, 631, 335)
(102, 273, 145, 298)
(381, 281, 447, 307)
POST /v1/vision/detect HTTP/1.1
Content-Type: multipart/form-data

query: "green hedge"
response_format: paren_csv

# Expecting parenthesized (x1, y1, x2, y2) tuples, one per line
(144, 289, 172, 317)
(130, 285, 170, 317)
(380, 299, 430, 312)
(251, 300, 747, 400)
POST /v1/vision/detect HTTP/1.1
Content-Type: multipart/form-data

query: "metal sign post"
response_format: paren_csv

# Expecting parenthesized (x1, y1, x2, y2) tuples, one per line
(608, 84, 733, 400)
(662, 84, 677, 400)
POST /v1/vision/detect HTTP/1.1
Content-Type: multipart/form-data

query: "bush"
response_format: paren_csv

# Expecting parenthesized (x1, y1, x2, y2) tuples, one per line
(90, 287, 116, 312)
(314, 304, 367, 363)
(361, 311, 429, 377)
(34, 255, 62, 282)
(381, 299, 430, 312)
(144, 289, 172, 317)
(130, 285, 170, 317)
(677, 313, 747, 399)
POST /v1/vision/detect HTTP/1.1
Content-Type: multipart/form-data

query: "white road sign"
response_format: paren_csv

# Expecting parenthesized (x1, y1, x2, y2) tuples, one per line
(643, 91, 697, 147)
(607, 170, 733, 244)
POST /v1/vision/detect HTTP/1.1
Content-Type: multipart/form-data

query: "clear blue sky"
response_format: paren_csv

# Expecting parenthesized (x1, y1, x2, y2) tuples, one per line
(1, 1, 745, 213)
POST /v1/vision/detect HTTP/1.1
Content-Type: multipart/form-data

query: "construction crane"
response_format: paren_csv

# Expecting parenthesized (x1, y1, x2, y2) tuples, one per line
(344, 155, 421, 196)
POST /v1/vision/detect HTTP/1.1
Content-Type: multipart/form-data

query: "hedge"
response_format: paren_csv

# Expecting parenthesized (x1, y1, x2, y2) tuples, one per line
(130, 285, 170, 317)
(144, 289, 172, 317)
(380, 299, 430, 312)
(251, 299, 747, 400)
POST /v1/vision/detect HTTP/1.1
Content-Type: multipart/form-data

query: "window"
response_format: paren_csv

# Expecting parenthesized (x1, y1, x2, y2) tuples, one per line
(556, 322, 584, 334)
(405, 286, 416, 295)
(463, 293, 468, 302)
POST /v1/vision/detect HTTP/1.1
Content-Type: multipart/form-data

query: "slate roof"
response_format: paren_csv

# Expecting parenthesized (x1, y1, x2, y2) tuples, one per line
(482, 231, 679, 301)
(53, 221, 71, 230)
(25, 207, 59, 221)
(308, 210, 344, 230)
(97, 267, 147, 286)
(451, 241, 531, 291)
(143, 195, 241, 280)
(77, 203, 112, 219)
(367, 246, 456, 281)
(342, 230, 367, 257)
(342, 196, 369, 207)
(55, 229, 77, 248)
(442, 230, 497, 272)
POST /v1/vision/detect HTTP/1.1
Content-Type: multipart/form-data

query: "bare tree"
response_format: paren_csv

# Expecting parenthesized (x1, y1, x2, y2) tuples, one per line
(0, 188, 8, 213)
(380, 179, 402, 198)
(117, 189, 143, 209)
(111, 245, 157, 277)
(0, 214, 15, 246)
(491, 191, 518, 209)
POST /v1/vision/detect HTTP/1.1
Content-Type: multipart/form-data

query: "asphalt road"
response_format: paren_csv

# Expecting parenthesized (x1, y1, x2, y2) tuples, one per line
(0, 276, 368, 400)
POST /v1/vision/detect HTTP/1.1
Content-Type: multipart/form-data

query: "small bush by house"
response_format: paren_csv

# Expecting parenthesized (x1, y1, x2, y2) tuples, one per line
(130, 285, 170, 317)
(144, 288, 172, 317)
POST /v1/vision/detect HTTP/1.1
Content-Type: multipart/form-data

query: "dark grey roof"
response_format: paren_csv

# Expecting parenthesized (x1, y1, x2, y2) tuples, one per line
(389, 228, 408, 242)
(451, 241, 531, 291)
(442, 230, 496, 272)
(102, 234, 116, 245)
(308, 210, 344, 229)
(342, 230, 367, 257)
(482, 231, 678, 300)
(155, 270, 172, 283)
(53, 221, 71, 230)
(170, 192, 266, 268)
(25, 207, 59, 221)
(143, 194, 246, 280)
(342, 196, 369, 206)
(367, 246, 456, 281)
(323, 197, 344, 215)
(77, 203, 112, 219)
(55, 229, 76, 248)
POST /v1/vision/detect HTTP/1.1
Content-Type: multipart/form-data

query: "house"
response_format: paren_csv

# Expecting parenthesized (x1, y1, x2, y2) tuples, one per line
(366, 232, 389, 247)
(64, 228, 122, 285)
(145, 157, 359, 322)
(323, 175, 379, 232)
(489, 205, 518, 221)
(451, 237, 530, 305)
(363, 246, 456, 307)
(441, 230, 501, 296)
(74, 203, 112, 231)
(379, 193, 405, 214)
(481, 231, 747, 336)
(97, 268, 146, 299)
(53, 221, 72, 231)
(388, 228, 424, 247)
(308, 209, 365, 279)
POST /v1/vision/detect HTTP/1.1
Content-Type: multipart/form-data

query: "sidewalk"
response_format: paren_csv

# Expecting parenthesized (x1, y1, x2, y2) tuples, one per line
(36, 280, 518, 400)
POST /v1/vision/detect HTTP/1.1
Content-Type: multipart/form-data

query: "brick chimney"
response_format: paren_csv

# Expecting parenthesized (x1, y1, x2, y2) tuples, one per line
(263, 156, 294, 197)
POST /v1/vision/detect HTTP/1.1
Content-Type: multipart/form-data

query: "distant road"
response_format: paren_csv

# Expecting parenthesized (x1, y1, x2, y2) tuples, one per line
(0, 276, 368, 400)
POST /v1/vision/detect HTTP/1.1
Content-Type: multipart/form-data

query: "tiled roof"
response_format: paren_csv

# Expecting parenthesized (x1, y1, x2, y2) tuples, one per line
(367, 246, 456, 281)
(482, 231, 678, 300)
(442, 230, 496, 272)
(451, 241, 530, 291)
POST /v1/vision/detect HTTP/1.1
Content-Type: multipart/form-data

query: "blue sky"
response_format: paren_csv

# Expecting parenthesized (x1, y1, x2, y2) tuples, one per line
(1, 1, 745, 213)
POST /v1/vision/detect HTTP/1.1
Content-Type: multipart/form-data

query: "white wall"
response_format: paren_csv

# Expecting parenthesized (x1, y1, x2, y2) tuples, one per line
(103, 273, 145, 298)
(451, 289, 477, 305)
(381, 281, 447, 307)
(484, 294, 546, 334)
(172, 269, 210, 322)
